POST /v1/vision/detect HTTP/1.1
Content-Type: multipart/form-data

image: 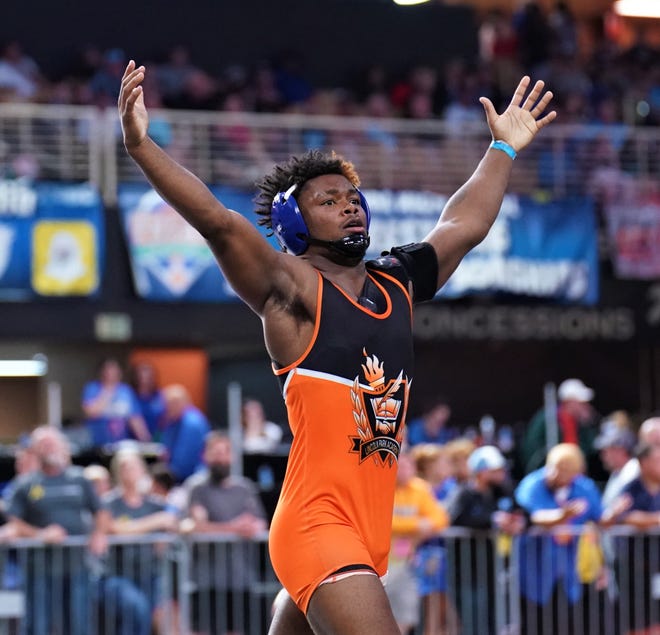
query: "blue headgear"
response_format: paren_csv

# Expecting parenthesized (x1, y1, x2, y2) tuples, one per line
(271, 184, 371, 255)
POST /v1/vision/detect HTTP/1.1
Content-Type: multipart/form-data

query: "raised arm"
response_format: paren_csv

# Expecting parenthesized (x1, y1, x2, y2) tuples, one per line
(423, 76, 557, 291)
(118, 61, 301, 315)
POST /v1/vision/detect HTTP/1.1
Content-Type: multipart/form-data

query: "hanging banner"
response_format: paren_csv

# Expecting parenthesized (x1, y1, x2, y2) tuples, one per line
(118, 184, 280, 302)
(366, 191, 599, 305)
(0, 180, 103, 300)
(605, 199, 660, 280)
(119, 185, 598, 305)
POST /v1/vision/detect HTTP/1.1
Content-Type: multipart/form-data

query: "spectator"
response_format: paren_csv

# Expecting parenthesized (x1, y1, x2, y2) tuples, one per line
(548, 1, 579, 61)
(1, 435, 39, 501)
(213, 91, 274, 187)
(515, 443, 604, 635)
(82, 464, 113, 498)
(593, 416, 636, 509)
(445, 445, 525, 635)
(273, 49, 314, 109)
(81, 357, 150, 447)
(104, 448, 178, 635)
(445, 438, 477, 486)
(241, 397, 284, 454)
(612, 442, 660, 634)
(159, 383, 210, 482)
(591, 414, 637, 629)
(185, 431, 268, 635)
(513, 1, 551, 74)
(128, 360, 166, 440)
(89, 48, 127, 107)
(251, 60, 283, 113)
(443, 73, 487, 134)
(479, 9, 520, 97)
(411, 443, 458, 635)
(0, 40, 42, 100)
(407, 398, 456, 446)
(149, 461, 187, 516)
(155, 44, 199, 107)
(5, 425, 109, 635)
(0, 434, 40, 610)
(385, 449, 449, 635)
(601, 416, 660, 500)
(520, 378, 599, 474)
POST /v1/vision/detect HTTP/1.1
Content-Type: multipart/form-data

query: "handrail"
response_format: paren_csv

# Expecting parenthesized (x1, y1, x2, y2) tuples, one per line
(1, 103, 659, 207)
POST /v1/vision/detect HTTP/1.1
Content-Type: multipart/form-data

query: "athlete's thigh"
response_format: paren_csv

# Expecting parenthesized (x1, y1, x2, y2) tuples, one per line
(268, 588, 315, 635)
(306, 573, 400, 635)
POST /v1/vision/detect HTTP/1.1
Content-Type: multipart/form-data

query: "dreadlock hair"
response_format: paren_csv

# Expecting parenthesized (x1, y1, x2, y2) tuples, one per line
(254, 149, 360, 233)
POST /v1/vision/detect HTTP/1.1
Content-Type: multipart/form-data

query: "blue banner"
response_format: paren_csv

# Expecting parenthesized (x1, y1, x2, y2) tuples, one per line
(438, 195, 599, 304)
(364, 191, 599, 305)
(118, 184, 279, 302)
(0, 180, 104, 300)
(119, 185, 598, 305)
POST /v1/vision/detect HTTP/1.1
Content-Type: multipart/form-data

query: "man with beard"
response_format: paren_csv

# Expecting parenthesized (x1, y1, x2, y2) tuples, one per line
(185, 431, 267, 635)
(5, 425, 109, 635)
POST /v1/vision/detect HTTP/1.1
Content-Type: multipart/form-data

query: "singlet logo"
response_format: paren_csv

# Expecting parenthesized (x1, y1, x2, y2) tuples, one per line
(349, 348, 409, 467)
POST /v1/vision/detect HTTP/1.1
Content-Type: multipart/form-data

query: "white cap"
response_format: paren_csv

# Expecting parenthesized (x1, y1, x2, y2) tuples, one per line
(467, 445, 507, 473)
(557, 378, 594, 403)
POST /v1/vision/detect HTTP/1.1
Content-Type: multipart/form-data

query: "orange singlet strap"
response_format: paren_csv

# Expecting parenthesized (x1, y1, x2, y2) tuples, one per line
(371, 269, 413, 320)
(273, 270, 324, 376)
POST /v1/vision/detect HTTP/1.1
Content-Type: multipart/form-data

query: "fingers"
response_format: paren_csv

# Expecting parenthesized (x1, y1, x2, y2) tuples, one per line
(511, 76, 557, 129)
(509, 75, 531, 108)
(530, 89, 554, 118)
(122, 59, 136, 80)
(479, 96, 496, 122)
(535, 109, 557, 129)
(119, 61, 145, 109)
(520, 79, 546, 111)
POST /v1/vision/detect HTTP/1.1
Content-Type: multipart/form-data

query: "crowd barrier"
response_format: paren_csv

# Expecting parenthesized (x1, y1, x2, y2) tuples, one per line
(1, 103, 659, 206)
(1, 526, 659, 635)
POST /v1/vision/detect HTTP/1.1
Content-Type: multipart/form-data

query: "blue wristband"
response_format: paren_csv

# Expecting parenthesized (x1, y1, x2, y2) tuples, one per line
(490, 139, 517, 160)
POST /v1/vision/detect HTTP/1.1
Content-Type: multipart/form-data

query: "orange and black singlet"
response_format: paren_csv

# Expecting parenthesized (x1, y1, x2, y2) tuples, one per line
(268, 260, 415, 613)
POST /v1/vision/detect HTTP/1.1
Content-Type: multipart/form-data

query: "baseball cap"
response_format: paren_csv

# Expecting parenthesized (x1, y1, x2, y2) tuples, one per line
(558, 378, 594, 403)
(467, 445, 507, 473)
(593, 426, 635, 451)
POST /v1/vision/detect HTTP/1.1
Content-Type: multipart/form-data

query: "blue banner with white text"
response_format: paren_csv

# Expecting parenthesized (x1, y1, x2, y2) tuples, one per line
(119, 185, 598, 305)
(0, 180, 104, 300)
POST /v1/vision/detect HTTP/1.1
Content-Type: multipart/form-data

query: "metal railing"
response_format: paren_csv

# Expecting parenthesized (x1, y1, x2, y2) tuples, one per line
(1, 103, 659, 208)
(1, 526, 660, 635)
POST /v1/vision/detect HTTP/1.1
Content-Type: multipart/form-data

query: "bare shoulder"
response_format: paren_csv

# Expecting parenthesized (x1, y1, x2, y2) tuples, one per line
(261, 253, 321, 367)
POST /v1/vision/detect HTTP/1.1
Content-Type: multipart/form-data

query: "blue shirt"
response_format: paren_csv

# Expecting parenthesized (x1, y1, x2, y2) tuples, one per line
(159, 406, 210, 482)
(82, 381, 141, 446)
(134, 390, 166, 439)
(621, 477, 660, 513)
(514, 467, 602, 604)
(406, 417, 457, 446)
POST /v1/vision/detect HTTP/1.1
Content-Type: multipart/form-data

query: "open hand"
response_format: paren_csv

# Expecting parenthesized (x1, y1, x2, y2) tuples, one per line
(479, 76, 557, 153)
(118, 60, 149, 150)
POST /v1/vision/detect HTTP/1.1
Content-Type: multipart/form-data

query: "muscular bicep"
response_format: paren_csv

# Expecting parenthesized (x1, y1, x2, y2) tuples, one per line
(206, 209, 319, 365)
(205, 210, 300, 315)
(422, 217, 487, 291)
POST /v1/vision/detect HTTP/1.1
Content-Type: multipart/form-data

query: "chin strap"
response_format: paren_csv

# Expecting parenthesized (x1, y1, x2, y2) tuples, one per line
(303, 234, 371, 260)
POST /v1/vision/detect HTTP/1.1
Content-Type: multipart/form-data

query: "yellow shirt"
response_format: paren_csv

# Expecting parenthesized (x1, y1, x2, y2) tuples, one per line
(390, 476, 449, 562)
